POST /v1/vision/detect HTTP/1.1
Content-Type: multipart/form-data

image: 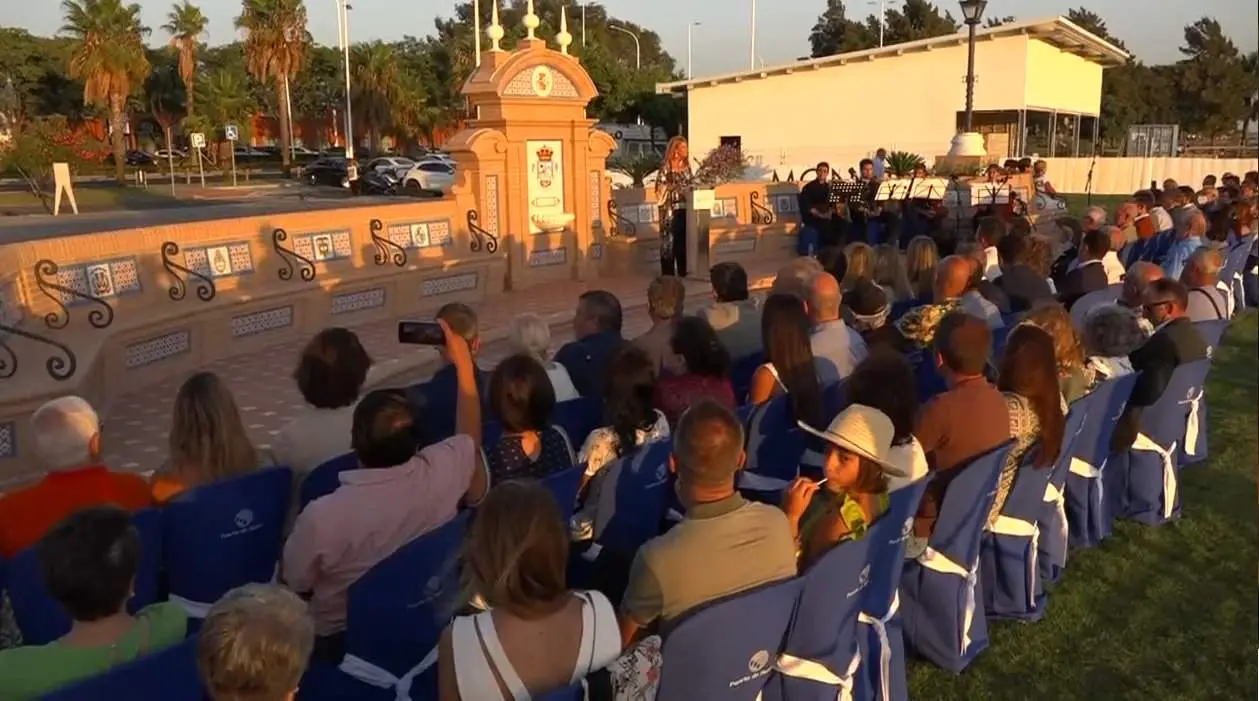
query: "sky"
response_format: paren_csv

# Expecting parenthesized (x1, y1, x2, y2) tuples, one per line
(2, 0, 1256, 77)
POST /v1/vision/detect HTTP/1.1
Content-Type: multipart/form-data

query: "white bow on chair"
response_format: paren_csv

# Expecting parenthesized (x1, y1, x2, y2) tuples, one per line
(1131, 434, 1179, 519)
(1042, 480, 1068, 568)
(340, 647, 436, 701)
(918, 547, 977, 655)
(857, 592, 900, 701)
(1179, 390, 1203, 458)
(989, 514, 1039, 611)
(774, 647, 862, 701)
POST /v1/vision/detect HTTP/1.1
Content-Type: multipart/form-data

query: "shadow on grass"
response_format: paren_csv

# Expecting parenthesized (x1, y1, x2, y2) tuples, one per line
(907, 312, 1258, 701)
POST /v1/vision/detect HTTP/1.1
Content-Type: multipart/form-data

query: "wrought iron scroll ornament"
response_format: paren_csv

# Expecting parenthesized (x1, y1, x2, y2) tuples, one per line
(467, 211, 500, 254)
(0, 322, 78, 381)
(161, 242, 216, 302)
(369, 218, 407, 267)
(272, 228, 316, 282)
(608, 198, 636, 236)
(34, 259, 115, 330)
(750, 190, 776, 226)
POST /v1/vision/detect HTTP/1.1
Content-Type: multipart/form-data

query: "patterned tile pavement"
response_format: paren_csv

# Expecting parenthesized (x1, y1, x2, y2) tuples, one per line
(97, 260, 784, 473)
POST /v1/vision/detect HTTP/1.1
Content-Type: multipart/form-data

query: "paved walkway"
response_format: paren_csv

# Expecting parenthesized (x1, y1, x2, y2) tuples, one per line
(98, 260, 784, 473)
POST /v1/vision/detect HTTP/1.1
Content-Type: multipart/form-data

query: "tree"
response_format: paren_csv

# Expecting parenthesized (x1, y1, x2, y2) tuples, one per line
(880, 0, 958, 45)
(236, 0, 309, 172)
(60, 0, 151, 183)
(1241, 51, 1258, 146)
(162, 1, 207, 116)
(197, 67, 254, 159)
(351, 41, 407, 153)
(1176, 18, 1249, 140)
(1066, 7, 1127, 51)
(809, 0, 878, 57)
(985, 16, 1015, 28)
(0, 115, 105, 210)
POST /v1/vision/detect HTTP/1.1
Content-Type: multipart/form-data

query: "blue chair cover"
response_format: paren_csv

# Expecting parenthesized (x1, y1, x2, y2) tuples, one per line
(1069, 285, 1122, 331)
(299, 452, 358, 512)
(164, 467, 292, 620)
(1149, 229, 1176, 263)
(739, 394, 824, 495)
(1064, 373, 1139, 549)
(1037, 396, 1092, 587)
(1182, 321, 1223, 467)
(41, 638, 204, 701)
(979, 447, 1052, 622)
(542, 464, 584, 523)
(309, 512, 470, 701)
(657, 578, 802, 701)
(991, 323, 1014, 355)
(731, 351, 767, 403)
(8, 508, 162, 645)
(1221, 239, 1254, 309)
(770, 520, 882, 701)
(1195, 319, 1228, 354)
(910, 352, 947, 404)
(1122, 360, 1211, 525)
(536, 685, 586, 701)
(900, 441, 1012, 673)
(552, 396, 604, 448)
(856, 479, 931, 701)
(581, 440, 673, 559)
(889, 299, 918, 324)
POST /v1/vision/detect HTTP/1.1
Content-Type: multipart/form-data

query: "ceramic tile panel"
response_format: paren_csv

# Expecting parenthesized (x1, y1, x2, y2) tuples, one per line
(125, 329, 191, 368)
(714, 238, 757, 254)
(231, 306, 294, 338)
(589, 243, 604, 260)
(185, 241, 255, 279)
(485, 175, 500, 235)
(428, 221, 453, 247)
(0, 421, 13, 459)
(332, 231, 353, 258)
(589, 171, 602, 225)
(54, 266, 89, 304)
(331, 287, 386, 315)
(109, 259, 142, 293)
(228, 243, 254, 272)
(422, 273, 479, 297)
(380, 221, 453, 250)
(529, 248, 567, 268)
(712, 198, 739, 219)
(772, 194, 799, 215)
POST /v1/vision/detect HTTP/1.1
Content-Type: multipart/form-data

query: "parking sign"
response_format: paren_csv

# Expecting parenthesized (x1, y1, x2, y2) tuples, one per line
(189, 132, 206, 149)
(225, 124, 239, 142)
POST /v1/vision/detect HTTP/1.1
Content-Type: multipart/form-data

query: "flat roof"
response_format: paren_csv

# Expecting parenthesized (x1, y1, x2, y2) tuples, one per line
(657, 16, 1129, 94)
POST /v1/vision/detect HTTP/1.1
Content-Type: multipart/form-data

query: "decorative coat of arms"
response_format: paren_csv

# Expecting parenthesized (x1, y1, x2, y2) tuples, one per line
(531, 65, 554, 98)
(535, 145, 555, 189)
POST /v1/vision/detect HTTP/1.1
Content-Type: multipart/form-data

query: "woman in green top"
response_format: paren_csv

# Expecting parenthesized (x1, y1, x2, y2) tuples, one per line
(782, 404, 903, 569)
(0, 506, 187, 700)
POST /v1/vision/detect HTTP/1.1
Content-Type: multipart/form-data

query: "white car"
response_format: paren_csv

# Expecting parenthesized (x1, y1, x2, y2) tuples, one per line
(291, 145, 319, 156)
(364, 156, 416, 180)
(402, 161, 455, 196)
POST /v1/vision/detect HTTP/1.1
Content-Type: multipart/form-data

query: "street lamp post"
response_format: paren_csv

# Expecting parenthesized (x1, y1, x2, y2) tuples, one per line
(749, 0, 756, 70)
(868, 0, 885, 47)
(335, 0, 355, 161)
(687, 21, 701, 79)
(608, 24, 640, 71)
(959, 0, 986, 132)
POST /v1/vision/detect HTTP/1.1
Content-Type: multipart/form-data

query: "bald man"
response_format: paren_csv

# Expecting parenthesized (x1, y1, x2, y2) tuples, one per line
(771, 257, 823, 300)
(1162, 210, 1206, 280)
(1181, 247, 1229, 321)
(807, 272, 868, 382)
(894, 256, 972, 349)
(958, 255, 1005, 328)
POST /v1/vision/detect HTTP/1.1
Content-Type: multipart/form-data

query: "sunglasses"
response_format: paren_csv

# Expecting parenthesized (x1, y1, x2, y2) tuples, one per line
(1141, 300, 1172, 316)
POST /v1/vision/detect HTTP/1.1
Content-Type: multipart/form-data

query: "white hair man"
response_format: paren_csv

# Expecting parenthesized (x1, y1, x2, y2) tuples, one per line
(1083, 206, 1108, 233)
(1181, 247, 1231, 321)
(0, 395, 151, 558)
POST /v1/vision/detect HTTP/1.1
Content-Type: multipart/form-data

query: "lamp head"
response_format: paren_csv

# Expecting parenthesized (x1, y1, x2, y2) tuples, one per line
(959, 0, 986, 24)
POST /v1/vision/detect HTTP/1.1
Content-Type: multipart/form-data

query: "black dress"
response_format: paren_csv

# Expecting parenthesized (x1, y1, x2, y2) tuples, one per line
(657, 168, 692, 277)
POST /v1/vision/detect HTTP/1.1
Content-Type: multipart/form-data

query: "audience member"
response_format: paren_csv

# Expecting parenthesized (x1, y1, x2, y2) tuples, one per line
(904, 235, 940, 304)
(1082, 305, 1144, 381)
(1059, 229, 1112, 309)
(988, 324, 1065, 525)
(808, 272, 869, 383)
(508, 313, 580, 402)
(1111, 279, 1209, 452)
(573, 346, 670, 540)
(0, 397, 150, 558)
(555, 291, 625, 399)
(276, 328, 371, 480)
(655, 317, 736, 426)
(817, 246, 848, 290)
(1181, 247, 1229, 321)
(995, 234, 1055, 312)
(151, 372, 271, 504)
(960, 255, 1006, 328)
(407, 303, 491, 446)
(439, 481, 619, 700)
(1115, 201, 1141, 251)
(771, 257, 824, 300)
(895, 255, 970, 349)
(913, 313, 1011, 540)
(1141, 189, 1175, 232)
(845, 350, 928, 491)
(487, 354, 576, 480)
(197, 584, 314, 701)
(874, 243, 913, 301)
(1101, 226, 1128, 283)
(785, 404, 897, 568)
(695, 262, 763, 360)
(1206, 206, 1233, 249)
(976, 216, 1005, 281)
(618, 401, 796, 645)
(749, 294, 827, 429)
(1025, 304, 1094, 403)
(841, 242, 875, 291)
(843, 279, 898, 348)
(283, 320, 488, 649)
(634, 276, 687, 373)
(1121, 262, 1165, 336)
(0, 507, 187, 699)
(1163, 210, 1206, 280)
(1172, 186, 1202, 234)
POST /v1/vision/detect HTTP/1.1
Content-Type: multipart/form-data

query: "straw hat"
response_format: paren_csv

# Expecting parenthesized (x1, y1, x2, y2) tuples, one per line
(798, 404, 906, 477)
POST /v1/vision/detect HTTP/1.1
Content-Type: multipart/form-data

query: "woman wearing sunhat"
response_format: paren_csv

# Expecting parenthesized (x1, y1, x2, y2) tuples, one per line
(781, 404, 906, 568)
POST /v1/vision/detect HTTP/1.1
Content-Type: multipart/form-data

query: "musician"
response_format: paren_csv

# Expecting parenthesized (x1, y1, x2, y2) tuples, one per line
(655, 136, 692, 277)
(972, 163, 1006, 234)
(848, 159, 881, 244)
(907, 163, 946, 243)
(800, 161, 833, 230)
(1033, 160, 1067, 214)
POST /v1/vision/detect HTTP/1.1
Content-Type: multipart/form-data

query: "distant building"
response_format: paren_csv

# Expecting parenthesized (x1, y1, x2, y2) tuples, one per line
(656, 16, 1127, 174)
(598, 122, 667, 159)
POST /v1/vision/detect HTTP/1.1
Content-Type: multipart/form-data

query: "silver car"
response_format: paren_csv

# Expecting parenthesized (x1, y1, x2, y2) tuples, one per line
(402, 160, 455, 196)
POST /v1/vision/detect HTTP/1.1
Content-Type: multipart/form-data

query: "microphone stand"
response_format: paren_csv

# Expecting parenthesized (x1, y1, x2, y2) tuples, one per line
(1084, 147, 1098, 208)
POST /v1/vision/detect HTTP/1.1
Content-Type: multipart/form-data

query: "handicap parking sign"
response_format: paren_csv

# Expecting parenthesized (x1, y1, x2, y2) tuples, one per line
(225, 124, 239, 142)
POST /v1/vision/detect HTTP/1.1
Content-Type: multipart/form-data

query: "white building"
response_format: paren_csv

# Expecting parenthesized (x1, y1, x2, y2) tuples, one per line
(656, 16, 1127, 176)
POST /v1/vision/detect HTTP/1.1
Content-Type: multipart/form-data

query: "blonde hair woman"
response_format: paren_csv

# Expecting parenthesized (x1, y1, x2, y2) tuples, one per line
(904, 236, 940, 303)
(152, 372, 270, 503)
(873, 243, 913, 301)
(841, 242, 875, 291)
(1024, 304, 1093, 405)
(508, 313, 580, 402)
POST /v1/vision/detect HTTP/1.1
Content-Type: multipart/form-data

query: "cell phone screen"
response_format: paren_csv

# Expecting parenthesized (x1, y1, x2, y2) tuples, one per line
(397, 321, 445, 346)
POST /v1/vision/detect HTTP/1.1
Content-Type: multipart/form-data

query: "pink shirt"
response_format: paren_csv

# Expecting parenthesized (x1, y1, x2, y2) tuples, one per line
(281, 435, 477, 635)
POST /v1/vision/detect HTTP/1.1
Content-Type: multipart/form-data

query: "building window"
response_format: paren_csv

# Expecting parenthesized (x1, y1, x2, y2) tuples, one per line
(719, 136, 742, 152)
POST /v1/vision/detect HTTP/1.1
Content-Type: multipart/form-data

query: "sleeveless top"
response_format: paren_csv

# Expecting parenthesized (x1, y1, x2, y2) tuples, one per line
(451, 591, 620, 701)
(486, 426, 576, 483)
(759, 363, 788, 393)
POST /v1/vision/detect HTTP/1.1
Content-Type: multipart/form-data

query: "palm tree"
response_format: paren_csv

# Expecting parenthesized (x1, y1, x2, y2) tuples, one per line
(162, 1, 208, 117)
(351, 41, 405, 153)
(199, 68, 252, 160)
(61, 0, 151, 183)
(236, 0, 308, 173)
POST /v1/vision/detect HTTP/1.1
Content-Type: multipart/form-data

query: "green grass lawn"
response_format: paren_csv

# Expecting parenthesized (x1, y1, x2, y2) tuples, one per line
(0, 186, 188, 215)
(1060, 193, 1127, 217)
(907, 311, 1259, 700)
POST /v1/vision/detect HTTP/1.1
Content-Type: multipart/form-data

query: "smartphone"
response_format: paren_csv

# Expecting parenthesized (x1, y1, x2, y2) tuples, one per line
(397, 320, 445, 346)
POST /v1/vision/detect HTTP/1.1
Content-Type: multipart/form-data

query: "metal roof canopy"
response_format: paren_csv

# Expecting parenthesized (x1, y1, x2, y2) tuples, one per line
(656, 16, 1130, 94)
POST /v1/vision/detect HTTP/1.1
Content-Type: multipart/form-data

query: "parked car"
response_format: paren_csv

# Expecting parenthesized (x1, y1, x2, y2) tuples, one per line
(402, 161, 455, 196)
(364, 156, 416, 180)
(301, 158, 351, 188)
(153, 148, 187, 160)
(233, 146, 267, 158)
(123, 150, 154, 166)
(291, 145, 319, 157)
